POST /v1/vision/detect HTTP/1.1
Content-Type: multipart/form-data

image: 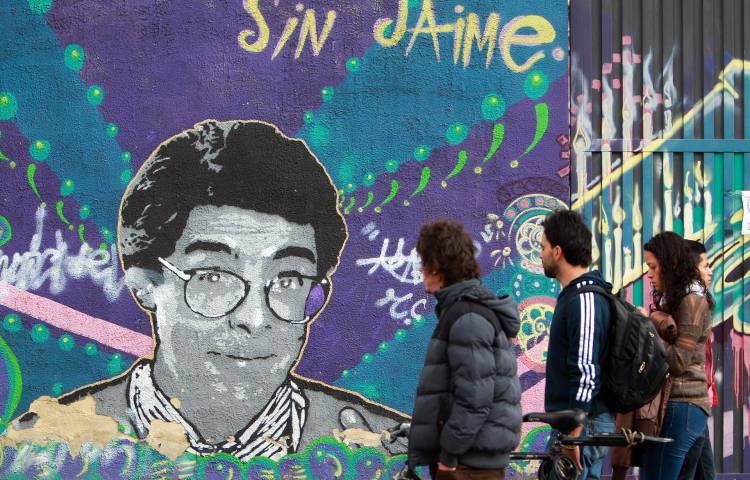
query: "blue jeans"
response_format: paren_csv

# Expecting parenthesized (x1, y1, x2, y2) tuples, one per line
(546, 412, 615, 480)
(677, 425, 715, 480)
(641, 402, 709, 480)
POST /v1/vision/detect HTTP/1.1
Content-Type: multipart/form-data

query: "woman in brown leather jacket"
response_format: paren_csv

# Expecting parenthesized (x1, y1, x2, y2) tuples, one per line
(639, 232, 714, 480)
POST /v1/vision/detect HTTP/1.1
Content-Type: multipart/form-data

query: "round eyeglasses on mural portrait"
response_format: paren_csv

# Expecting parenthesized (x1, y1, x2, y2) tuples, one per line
(158, 257, 329, 323)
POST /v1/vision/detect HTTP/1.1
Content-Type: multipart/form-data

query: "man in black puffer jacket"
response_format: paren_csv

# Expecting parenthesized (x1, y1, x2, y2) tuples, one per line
(408, 219, 522, 479)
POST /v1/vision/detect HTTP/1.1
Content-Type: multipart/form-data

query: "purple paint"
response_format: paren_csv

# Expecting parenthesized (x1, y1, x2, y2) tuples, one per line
(46, 1, 389, 169)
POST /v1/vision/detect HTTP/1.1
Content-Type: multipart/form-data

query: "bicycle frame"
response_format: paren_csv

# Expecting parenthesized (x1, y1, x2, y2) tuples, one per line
(387, 410, 672, 480)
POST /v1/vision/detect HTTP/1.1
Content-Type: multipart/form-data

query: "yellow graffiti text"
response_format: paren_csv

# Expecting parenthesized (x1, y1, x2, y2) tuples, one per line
(500, 15, 556, 73)
(238, 1, 336, 60)
(373, 0, 556, 71)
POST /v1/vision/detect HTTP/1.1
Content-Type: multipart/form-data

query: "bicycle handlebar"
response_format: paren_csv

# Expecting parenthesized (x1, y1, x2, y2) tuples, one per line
(523, 409, 587, 433)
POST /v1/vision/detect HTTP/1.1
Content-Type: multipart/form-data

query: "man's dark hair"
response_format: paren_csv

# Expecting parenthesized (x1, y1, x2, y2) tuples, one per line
(416, 219, 481, 286)
(541, 209, 592, 267)
(118, 120, 346, 276)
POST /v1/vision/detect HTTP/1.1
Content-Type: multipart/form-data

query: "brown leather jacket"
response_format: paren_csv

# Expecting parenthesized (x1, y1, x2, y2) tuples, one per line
(611, 310, 675, 475)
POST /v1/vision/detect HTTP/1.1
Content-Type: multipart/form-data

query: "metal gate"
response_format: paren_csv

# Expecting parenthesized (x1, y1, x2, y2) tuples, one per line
(570, 0, 750, 473)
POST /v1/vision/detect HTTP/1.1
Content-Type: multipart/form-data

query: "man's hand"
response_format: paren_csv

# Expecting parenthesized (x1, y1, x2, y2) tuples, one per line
(437, 463, 457, 471)
(561, 425, 583, 472)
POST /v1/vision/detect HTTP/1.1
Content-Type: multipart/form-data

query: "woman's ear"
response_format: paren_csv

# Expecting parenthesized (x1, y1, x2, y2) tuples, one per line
(125, 266, 162, 311)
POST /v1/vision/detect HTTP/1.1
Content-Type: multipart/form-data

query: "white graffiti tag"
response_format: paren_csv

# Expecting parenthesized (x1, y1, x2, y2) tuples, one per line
(375, 288, 427, 322)
(356, 237, 422, 285)
(0, 207, 126, 302)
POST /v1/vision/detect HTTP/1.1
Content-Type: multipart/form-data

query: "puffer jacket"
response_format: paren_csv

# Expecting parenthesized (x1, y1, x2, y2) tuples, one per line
(407, 279, 522, 469)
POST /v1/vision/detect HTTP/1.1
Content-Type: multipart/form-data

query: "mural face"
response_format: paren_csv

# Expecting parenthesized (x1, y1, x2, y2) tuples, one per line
(0, 0, 568, 477)
(151, 206, 315, 392)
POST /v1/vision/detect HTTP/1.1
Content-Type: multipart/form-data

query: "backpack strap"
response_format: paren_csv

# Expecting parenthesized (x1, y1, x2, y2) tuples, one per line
(574, 285, 628, 321)
(559, 285, 615, 315)
(575, 284, 616, 301)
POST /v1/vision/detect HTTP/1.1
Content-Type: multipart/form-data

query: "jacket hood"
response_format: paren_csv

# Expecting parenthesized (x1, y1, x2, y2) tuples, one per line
(561, 270, 613, 294)
(435, 279, 520, 338)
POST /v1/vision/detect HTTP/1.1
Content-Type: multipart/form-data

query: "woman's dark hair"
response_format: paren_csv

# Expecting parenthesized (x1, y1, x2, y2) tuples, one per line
(684, 239, 707, 255)
(684, 239, 707, 267)
(118, 120, 347, 277)
(644, 232, 714, 313)
(541, 209, 592, 267)
(416, 219, 481, 286)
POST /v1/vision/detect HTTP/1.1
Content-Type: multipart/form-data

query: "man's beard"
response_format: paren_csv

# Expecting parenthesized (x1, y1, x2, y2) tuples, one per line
(542, 260, 558, 279)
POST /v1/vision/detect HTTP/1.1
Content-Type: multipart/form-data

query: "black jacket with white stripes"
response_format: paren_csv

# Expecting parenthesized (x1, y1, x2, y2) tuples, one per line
(544, 270, 612, 415)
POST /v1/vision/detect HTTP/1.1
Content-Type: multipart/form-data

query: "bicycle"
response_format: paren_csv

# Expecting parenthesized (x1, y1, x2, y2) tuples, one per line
(383, 409, 672, 480)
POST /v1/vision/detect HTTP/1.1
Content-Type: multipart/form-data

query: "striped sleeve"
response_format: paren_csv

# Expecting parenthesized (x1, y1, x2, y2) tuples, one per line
(565, 286, 606, 411)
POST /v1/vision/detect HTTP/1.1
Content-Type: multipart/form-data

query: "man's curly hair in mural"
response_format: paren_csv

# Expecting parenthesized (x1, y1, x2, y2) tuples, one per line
(119, 120, 346, 276)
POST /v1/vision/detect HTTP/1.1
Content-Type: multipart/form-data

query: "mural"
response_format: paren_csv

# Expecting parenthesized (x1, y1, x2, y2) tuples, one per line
(570, 0, 750, 472)
(0, 0, 568, 477)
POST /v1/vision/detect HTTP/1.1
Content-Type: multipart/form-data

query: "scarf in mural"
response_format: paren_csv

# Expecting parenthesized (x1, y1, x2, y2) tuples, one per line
(127, 362, 308, 461)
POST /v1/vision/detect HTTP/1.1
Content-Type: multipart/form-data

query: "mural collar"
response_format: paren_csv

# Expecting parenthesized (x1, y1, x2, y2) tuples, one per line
(127, 361, 308, 461)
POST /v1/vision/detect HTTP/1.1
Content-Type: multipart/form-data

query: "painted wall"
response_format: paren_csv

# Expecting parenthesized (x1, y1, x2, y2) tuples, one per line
(570, 0, 750, 473)
(0, 0, 568, 477)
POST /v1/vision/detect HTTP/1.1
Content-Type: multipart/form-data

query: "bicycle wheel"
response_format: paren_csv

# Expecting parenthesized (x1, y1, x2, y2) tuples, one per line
(537, 459, 554, 480)
(553, 455, 578, 480)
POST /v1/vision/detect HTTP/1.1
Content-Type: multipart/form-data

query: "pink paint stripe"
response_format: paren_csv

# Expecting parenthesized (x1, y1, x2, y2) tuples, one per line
(516, 356, 530, 377)
(521, 380, 546, 415)
(0, 281, 153, 358)
(518, 340, 549, 376)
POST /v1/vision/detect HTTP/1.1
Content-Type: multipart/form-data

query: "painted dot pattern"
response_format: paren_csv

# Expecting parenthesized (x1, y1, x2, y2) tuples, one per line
(481, 93, 506, 121)
(64, 44, 85, 70)
(31, 323, 49, 343)
(0, 92, 19, 120)
(29, 139, 50, 161)
(3, 314, 22, 332)
(86, 85, 104, 106)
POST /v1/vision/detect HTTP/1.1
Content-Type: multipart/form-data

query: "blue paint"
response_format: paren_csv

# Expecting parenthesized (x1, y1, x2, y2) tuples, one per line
(622, 155, 634, 276)
(334, 311, 434, 413)
(700, 92, 715, 242)
(0, 0, 125, 233)
(682, 117, 695, 238)
(0, 307, 132, 415)
(296, 0, 567, 192)
(334, 263, 525, 412)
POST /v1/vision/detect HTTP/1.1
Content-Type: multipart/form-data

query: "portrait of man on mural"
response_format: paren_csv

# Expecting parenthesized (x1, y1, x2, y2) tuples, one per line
(14, 119, 406, 460)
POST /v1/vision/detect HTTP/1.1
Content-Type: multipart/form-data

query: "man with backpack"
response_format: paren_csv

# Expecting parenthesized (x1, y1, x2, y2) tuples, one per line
(540, 210, 616, 479)
(407, 219, 522, 479)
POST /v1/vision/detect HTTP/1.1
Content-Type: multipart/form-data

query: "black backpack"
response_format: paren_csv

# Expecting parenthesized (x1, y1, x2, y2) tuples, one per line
(577, 285, 670, 414)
